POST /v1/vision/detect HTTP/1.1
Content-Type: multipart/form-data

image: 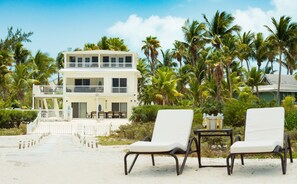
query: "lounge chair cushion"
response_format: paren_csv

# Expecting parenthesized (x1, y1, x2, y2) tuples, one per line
(129, 141, 184, 152)
(128, 109, 193, 153)
(230, 140, 281, 153)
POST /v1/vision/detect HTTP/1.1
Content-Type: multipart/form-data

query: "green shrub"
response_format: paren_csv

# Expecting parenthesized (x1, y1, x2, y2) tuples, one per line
(0, 110, 38, 128)
(223, 98, 251, 127)
(115, 122, 155, 140)
(287, 129, 297, 140)
(0, 124, 26, 136)
(282, 96, 296, 112)
(129, 105, 190, 123)
(285, 110, 297, 130)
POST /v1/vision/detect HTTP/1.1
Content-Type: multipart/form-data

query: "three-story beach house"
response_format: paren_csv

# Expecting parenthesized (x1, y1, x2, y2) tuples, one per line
(32, 50, 140, 120)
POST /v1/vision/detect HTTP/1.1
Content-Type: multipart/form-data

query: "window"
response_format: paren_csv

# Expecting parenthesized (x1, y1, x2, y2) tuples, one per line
(92, 56, 98, 67)
(70, 56, 76, 62)
(111, 57, 116, 67)
(119, 57, 124, 67)
(85, 57, 90, 67)
(112, 103, 127, 112)
(74, 79, 90, 92)
(92, 56, 98, 62)
(69, 56, 76, 67)
(112, 78, 127, 93)
(78, 57, 82, 67)
(103, 56, 109, 67)
(125, 56, 132, 68)
(75, 79, 90, 86)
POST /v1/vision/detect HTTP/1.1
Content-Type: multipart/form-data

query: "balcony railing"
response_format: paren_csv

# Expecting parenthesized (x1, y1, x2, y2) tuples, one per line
(67, 62, 99, 68)
(33, 85, 63, 95)
(100, 62, 132, 68)
(112, 87, 127, 93)
(65, 62, 132, 68)
(66, 85, 104, 93)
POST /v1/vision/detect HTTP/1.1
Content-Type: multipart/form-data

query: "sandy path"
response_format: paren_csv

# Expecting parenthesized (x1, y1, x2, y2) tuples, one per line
(0, 135, 296, 184)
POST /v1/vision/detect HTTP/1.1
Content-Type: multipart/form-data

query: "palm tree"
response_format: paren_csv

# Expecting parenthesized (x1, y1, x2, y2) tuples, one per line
(236, 31, 254, 73)
(203, 10, 241, 50)
(245, 67, 263, 97)
(141, 36, 161, 76)
(56, 52, 64, 85)
(253, 33, 268, 70)
(160, 49, 176, 68)
(137, 58, 152, 105)
(172, 41, 186, 67)
(107, 37, 128, 51)
(84, 43, 99, 50)
(10, 64, 36, 108)
(181, 19, 206, 66)
(152, 67, 182, 105)
(97, 36, 109, 50)
(265, 16, 297, 104)
(29, 51, 56, 85)
(14, 43, 30, 65)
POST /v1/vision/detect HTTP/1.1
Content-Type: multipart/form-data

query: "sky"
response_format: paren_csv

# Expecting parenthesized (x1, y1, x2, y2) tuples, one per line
(0, 0, 297, 58)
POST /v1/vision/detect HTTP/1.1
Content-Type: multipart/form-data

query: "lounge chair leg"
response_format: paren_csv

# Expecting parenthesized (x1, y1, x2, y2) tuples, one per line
(151, 154, 155, 166)
(124, 152, 130, 175)
(170, 153, 180, 176)
(274, 150, 285, 175)
(287, 135, 293, 163)
(240, 154, 244, 165)
(231, 154, 235, 174)
(124, 152, 139, 175)
(226, 154, 232, 175)
(128, 154, 139, 174)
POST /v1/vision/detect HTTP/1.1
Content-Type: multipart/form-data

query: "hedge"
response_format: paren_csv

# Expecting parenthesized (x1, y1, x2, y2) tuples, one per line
(0, 110, 38, 128)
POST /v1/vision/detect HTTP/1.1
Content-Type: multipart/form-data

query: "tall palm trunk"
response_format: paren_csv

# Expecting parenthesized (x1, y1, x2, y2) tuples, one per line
(226, 66, 232, 98)
(276, 51, 282, 105)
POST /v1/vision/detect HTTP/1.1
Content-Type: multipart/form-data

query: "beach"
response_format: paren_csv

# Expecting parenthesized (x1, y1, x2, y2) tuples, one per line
(0, 135, 296, 184)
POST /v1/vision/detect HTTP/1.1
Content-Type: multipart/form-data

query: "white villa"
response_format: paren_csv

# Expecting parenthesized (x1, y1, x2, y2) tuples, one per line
(32, 50, 140, 121)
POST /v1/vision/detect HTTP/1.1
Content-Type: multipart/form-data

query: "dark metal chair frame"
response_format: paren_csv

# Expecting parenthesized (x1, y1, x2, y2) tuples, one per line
(226, 132, 293, 175)
(124, 137, 199, 176)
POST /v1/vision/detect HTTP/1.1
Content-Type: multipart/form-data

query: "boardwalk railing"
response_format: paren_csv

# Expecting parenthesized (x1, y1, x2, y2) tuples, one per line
(39, 109, 65, 121)
(27, 117, 38, 134)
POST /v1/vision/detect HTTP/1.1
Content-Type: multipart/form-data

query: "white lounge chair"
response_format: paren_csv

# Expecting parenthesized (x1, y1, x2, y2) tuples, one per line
(124, 109, 198, 175)
(226, 107, 293, 175)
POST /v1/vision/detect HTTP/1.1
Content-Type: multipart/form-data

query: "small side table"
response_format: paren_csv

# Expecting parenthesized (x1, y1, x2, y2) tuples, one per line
(194, 129, 233, 168)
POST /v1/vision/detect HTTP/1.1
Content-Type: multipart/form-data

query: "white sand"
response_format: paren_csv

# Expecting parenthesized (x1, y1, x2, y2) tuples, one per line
(0, 135, 296, 184)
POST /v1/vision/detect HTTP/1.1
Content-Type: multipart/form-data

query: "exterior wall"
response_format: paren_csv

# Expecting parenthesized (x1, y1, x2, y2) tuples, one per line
(60, 50, 140, 120)
(64, 95, 137, 118)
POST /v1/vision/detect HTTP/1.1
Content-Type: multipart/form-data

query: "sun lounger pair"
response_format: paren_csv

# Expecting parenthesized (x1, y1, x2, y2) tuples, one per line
(124, 108, 293, 176)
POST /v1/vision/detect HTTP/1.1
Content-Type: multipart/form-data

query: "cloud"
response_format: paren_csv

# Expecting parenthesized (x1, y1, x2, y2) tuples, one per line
(233, 0, 297, 36)
(107, 14, 186, 56)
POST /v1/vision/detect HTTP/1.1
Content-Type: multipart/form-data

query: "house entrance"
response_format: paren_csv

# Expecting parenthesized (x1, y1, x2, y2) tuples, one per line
(72, 102, 87, 118)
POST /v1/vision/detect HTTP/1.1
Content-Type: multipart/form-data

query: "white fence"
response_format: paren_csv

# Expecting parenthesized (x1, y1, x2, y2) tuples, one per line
(39, 109, 66, 121)
(27, 117, 38, 134)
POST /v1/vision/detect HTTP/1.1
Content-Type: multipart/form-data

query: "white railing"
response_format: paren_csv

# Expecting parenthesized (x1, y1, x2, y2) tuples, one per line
(112, 87, 127, 93)
(33, 85, 63, 95)
(65, 62, 132, 68)
(66, 62, 99, 68)
(66, 85, 104, 93)
(39, 109, 65, 121)
(26, 117, 39, 134)
(100, 62, 132, 68)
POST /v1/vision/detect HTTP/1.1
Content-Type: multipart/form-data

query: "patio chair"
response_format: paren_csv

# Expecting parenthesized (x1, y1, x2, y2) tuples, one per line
(226, 107, 293, 175)
(124, 109, 198, 176)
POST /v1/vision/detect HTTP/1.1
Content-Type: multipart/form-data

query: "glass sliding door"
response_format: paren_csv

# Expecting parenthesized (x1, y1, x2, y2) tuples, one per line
(71, 102, 87, 118)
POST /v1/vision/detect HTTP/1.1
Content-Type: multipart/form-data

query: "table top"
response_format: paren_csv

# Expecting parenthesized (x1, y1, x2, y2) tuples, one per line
(193, 129, 232, 134)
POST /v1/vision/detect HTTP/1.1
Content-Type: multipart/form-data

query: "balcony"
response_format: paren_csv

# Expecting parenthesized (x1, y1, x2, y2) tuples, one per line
(112, 87, 127, 93)
(33, 85, 63, 96)
(66, 85, 104, 93)
(65, 62, 132, 69)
